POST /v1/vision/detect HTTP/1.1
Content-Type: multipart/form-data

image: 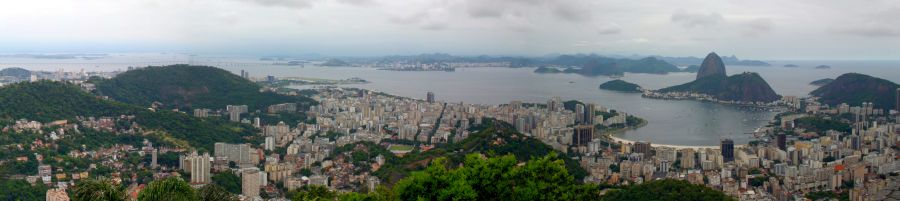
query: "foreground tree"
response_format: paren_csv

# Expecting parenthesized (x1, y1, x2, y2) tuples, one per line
(137, 177, 199, 201)
(198, 184, 238, 201)
(392, 153, 602, 201)
(70, 178, 127, 201)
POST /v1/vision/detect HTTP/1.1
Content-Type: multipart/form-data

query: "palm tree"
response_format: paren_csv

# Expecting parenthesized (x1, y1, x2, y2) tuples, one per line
(137, 177, 199, 201)
(70, 178, 127, 201)
(198, 184, 238, 201)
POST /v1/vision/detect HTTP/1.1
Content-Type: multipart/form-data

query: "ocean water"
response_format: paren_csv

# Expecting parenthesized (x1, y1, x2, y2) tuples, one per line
(3, 54, 899, 146)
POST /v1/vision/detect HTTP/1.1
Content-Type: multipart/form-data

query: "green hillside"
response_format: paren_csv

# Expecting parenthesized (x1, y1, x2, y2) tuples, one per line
(0, 81, 257, 151)
(810, 73, 898, 108)
(0, 81, 138, 122)
(94, 65, 314, 110)
(374, 118, 587, 184)
(601, 179, 735, 201)
(599, 79, 642, 92)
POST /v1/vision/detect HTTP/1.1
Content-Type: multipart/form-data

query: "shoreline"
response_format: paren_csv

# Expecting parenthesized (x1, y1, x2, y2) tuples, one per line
(605, 134, 723, 150)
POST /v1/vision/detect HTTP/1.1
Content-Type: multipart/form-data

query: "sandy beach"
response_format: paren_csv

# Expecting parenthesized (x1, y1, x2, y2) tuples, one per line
(606, 134, 726, 150)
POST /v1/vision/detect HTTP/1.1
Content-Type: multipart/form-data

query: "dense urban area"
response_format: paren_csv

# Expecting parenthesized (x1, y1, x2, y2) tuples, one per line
(0, 58, 898, 201)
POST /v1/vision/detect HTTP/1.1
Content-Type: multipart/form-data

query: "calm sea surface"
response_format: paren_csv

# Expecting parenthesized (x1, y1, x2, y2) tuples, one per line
(4, 54, 900, 146)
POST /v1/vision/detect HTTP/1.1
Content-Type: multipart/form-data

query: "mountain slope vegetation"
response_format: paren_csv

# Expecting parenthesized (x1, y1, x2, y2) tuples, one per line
(810, 73, 899, 108)
(0, 81, 257, 151)
(94, 65, 314, 110)
(374, 118, 588, 185)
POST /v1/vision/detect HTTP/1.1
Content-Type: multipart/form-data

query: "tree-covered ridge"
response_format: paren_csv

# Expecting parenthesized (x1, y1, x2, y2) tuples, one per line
(533, 66, 563, 73)
(810, 73, 899, 108)
(794, 116, 852, 134)
(0, 81, 257, 152)
(94, 64, 315, 110)
(0, 81, 138, 122)
(374, 118, 588, 185)
(540, 55, 680, 76)
(296, 154, 731, 201)
(0, 67, 32, 79)
(601, 179, 736, 201)
(391, 154, 601, 201)
(809, 78, 834, 86)
(598, 79, 642, 93)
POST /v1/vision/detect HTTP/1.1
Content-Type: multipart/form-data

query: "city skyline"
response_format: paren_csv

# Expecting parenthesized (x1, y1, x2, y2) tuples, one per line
(0, 0, 898, 60)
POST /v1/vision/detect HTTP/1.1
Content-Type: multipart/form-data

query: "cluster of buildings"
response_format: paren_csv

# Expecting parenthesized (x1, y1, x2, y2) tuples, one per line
(7, 77, 895, 200)
(576, 95, 900, 200)
(642, 90, 782, 107)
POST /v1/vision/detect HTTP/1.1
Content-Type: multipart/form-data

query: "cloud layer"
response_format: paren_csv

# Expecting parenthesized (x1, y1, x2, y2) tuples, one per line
(0, 0, 897, 59)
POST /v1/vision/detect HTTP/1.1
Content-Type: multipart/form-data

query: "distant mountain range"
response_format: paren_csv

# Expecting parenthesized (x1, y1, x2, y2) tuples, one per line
(658, 53, 780, 102)
(650, 55, 771, 66)
(811, 73, 899, 109)
(535, 55, 682, 76)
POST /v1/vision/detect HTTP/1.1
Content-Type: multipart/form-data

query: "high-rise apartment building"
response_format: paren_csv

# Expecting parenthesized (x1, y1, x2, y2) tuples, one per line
(181, 152, 210, 184)
(721, 139, 734, 163)
(572, 125, 593, 146)
(242, 169, 261, 198)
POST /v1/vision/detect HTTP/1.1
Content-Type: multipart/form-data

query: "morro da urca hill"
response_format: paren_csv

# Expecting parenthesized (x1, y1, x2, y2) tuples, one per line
(94, 65, 314, 110)
(659, 52, 780, 103)
(811, 73, 899, 109)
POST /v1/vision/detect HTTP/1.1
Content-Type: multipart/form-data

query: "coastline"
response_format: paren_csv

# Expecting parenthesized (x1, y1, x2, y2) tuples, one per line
(600, 118, 741, 150)
(641, 90, 783, 109)
(605, 134, 722, 150)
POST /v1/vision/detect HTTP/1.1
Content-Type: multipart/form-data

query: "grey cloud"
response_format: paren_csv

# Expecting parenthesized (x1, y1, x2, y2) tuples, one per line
(671, 9, 723, 28)
(551, 1, 590, 22)
(336, 0, 377, 6)
(596, 23, 622, 35)
(742, 18, 774, 37)
(234, 0, 316, 8)
(464, 0, 590, 22)
(833, 7, 900, 38)
(467, 2, 505, 18)
(421, 22, 448, 31)
(388, 12, 427, 25)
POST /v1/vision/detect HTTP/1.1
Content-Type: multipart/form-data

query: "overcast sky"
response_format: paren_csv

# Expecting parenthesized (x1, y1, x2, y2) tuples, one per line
(0, 0, 898, 59)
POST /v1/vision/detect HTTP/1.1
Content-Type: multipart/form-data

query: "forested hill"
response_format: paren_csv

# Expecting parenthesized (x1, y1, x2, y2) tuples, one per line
(93, 65, 315, 110)
(374, 118, 587, 185)
(0, 81, 256, 151)
(811, 73, 899, 108)
(0, 81, 138, 122)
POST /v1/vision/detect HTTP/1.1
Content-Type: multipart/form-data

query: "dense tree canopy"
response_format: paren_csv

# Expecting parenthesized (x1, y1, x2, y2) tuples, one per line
(0, 81, 260, 151)
(71, 178, 127, 201)
(601, 179, 735, 201)
(137, 177, 199, 201)
(93, 65, 315, 110)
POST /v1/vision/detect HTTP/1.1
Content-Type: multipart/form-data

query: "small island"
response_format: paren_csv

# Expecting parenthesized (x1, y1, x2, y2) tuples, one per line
(814, 65, 831, 69)
(598, 79, 643, 93)
(320, 58, 351, 67)
(783, 64, 799, 68)
(809, 78, 834, 86)
(534, 66, 562, 73)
